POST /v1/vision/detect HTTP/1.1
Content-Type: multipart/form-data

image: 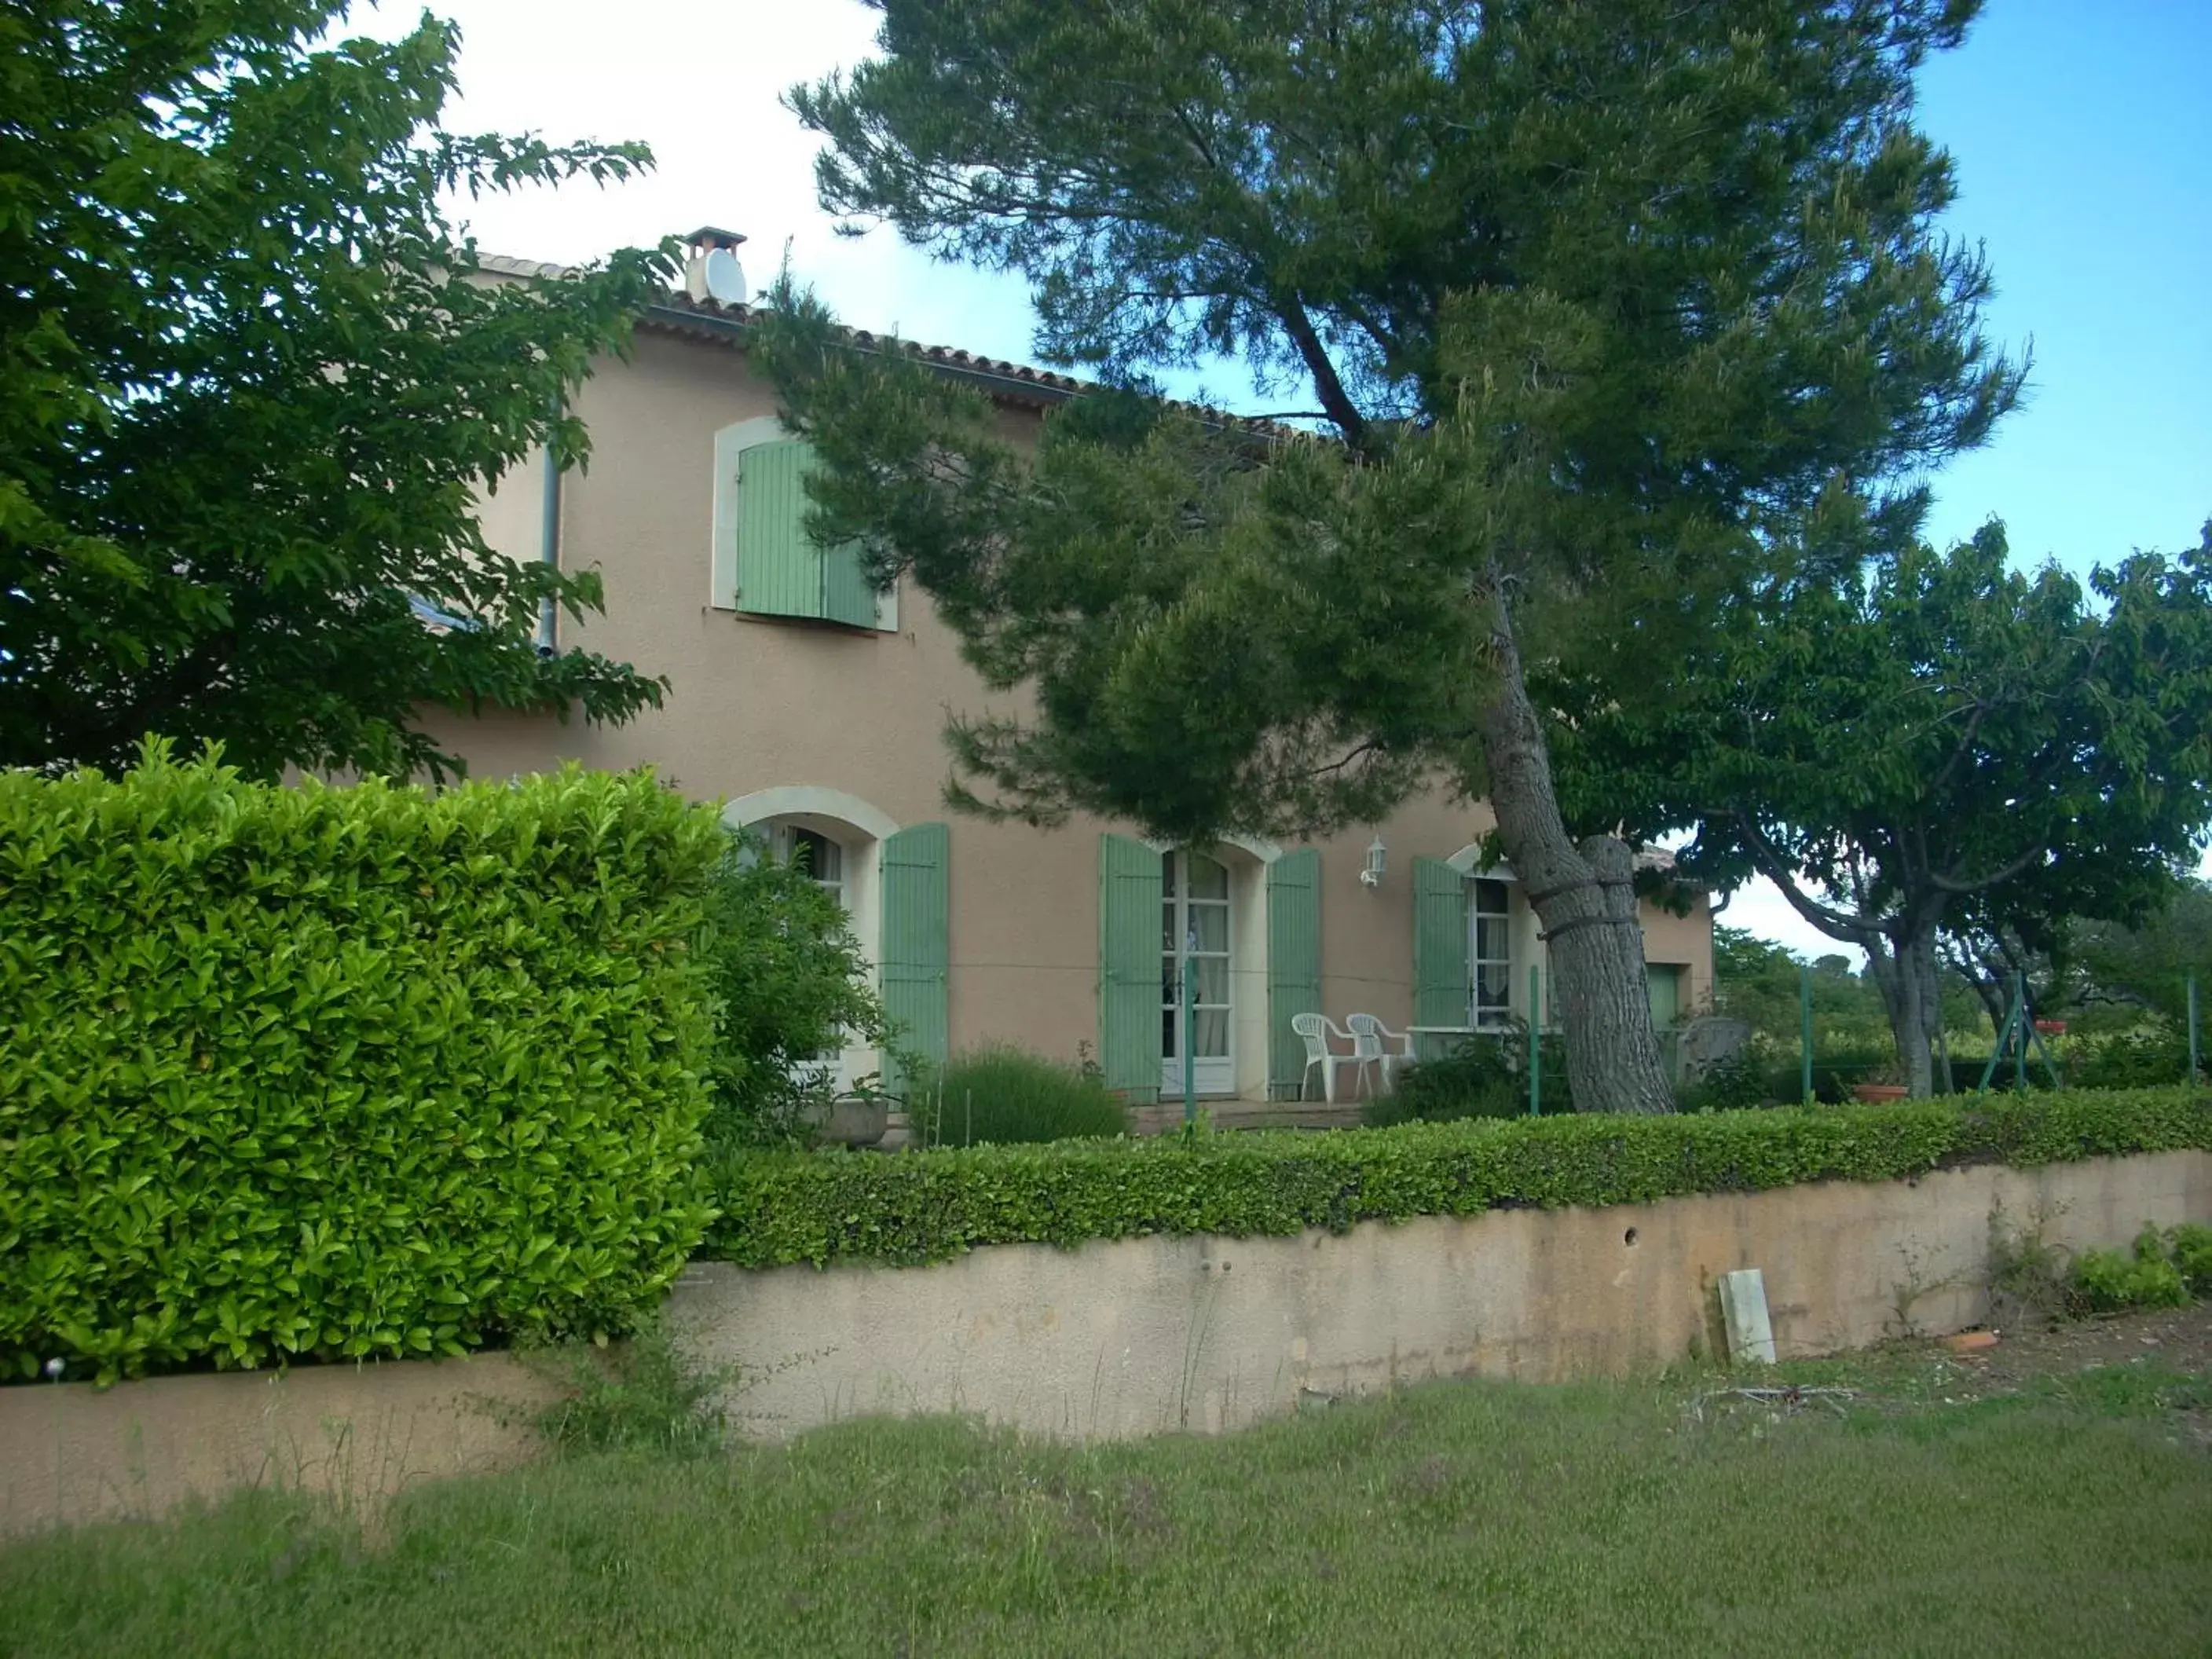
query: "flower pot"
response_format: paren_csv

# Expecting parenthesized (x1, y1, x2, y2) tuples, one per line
(1852, 1082, 1910, 1103)
(804, 1095, 890, 1148)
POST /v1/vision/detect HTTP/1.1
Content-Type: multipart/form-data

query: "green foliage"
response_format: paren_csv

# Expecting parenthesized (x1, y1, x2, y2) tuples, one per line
(2071, 881, 2212, 1026)
(2169, 1225, 2212, 1298)
(1558, 526, 2212, 1093)
(524, 1320, 731, 1459)
(1714, 925, 1985, 1053)
(1361, 1028, 1569, 1126)
(694, 835, 888, 1147)
(0, 1, 672, 780)
(0, 745, 724, 1382)
(1675, 1050, 1771, 1115)
(1990, 1211, 2210, 1325)
(908, 1045, 1131, 1147)
(2071, 1229, 2192, 1315)
(701, 1088, 2210, 1270)
(2066, 1023, 2205, 1092)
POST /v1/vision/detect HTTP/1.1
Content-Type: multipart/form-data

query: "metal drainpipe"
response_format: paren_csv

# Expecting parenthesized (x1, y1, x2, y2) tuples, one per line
(537, 412, 562, 654)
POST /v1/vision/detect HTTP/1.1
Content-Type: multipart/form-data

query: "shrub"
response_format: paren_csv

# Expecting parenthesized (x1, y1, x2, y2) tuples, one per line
(0, 745, 723, 1382)
(2067, 1024, 2203, 1092)
(1757, 1046, 1893, 1104)
(1364, 1026, 1569, 1126)
(2071, 1228, 2192, 1314)
(1675, 1049, 1771, 1114)
(1987, 1207, 2082, 1325)
(2169, 1224, 2212, 1298)
(909, 1045, 1130, 1146)
(694, 833, 888, 1148)
(701, 1086, 2210, 1270)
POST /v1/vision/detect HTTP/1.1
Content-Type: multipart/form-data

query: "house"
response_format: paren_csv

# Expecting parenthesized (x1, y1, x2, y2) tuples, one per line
(431, 229, 1713, 1108)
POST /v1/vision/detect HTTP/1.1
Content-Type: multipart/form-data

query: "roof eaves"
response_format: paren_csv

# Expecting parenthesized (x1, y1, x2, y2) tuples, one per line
(474, 252, 1309, 439)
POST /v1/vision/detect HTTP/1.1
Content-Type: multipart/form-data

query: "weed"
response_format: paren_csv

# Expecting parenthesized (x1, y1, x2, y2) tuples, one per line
(1987, 1202, 2081, 1326)
(1885, 1240, 1963, 1339)
(518, 1319, 734, 1459)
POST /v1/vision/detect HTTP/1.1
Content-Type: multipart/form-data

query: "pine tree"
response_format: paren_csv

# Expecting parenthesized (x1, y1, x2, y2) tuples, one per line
(757, 0, 2020, 1111)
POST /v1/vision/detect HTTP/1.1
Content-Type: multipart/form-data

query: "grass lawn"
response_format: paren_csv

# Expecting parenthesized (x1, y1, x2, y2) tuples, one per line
(4, 1324, 2209, 1657)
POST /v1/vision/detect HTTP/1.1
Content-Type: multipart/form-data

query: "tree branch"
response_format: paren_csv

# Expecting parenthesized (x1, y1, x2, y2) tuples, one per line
(1273, 295, 1368, 446)
(1928, 844, 2046, 895)
(1727, 810, 1884, 945)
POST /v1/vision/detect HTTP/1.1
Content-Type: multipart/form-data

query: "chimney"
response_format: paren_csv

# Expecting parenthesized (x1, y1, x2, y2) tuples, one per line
(682, 226, 748, 307)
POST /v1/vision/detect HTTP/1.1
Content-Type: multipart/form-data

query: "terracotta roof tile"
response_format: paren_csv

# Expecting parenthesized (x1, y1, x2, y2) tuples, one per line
(474, 251, 1304, 436)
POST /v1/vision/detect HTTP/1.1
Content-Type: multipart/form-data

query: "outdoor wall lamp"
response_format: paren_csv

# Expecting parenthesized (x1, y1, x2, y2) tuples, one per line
(1360, 835, 1387, 888)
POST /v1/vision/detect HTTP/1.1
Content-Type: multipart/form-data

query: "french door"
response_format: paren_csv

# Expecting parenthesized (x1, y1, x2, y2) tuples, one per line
(1470, 876, 1514, 1028)
(1161, 850, 1235, 1095)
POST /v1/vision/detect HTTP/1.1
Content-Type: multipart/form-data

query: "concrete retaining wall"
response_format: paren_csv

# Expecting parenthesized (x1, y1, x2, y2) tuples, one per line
(674, 1150, 2212, 1439)
(6, 1150, 2207, 1538)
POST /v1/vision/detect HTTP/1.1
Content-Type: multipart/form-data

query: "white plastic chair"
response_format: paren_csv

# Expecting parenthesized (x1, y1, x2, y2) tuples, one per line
(1291, 1013, 1360, 1102)
(1346, 1013, 1415, 1095)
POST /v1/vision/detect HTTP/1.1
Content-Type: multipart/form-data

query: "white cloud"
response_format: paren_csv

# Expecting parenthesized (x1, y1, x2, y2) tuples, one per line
(355, 0, 1042, 357)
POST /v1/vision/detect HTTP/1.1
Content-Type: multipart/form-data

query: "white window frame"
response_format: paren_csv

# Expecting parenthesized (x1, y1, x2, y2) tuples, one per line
(1160, 848, 1236, 1097)
(1471, 876, 1514, 1030)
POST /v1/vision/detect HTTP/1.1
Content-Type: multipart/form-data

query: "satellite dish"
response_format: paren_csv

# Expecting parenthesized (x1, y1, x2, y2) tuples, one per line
(701, 247, 747, 306)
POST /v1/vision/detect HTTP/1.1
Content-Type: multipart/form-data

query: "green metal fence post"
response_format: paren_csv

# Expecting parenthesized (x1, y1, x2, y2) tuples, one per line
(1800, 965, 1814, 1103)
(1976, 979, 2012, 1095)
(1181, 955, 1196, 1125)
(2012, 972, 2027, 1094)
(2190, 973, 2201, 1090)
(1529, 964, 1542, 1116)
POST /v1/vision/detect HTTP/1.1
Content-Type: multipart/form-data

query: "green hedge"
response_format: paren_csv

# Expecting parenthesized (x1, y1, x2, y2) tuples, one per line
(703, 1087, 2212, 1270)
(0, 747, 725, 1382)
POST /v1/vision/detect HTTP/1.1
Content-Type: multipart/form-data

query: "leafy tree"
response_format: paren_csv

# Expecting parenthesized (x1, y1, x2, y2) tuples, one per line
(1555, 525, 2212, 1095)
(694, 833, 888, 1147)
(0, 1, 670, 780)
(760, 0, 2017, 1112)
(2068, 879, 2212, 1027)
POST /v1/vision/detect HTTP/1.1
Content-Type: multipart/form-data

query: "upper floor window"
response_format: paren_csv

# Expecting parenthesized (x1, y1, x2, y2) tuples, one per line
(710, 419, 896, 632)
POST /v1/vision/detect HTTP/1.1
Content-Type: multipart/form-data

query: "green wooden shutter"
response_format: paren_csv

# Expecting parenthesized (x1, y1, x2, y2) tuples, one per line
(879, 823, 950, 1092)
(1266, 850, 1323, 1100)
(737, 438, 882, 628)
(735, 439, 820, 618)
(1412, 857, 1471, 1028)
(822, 541, 878, 629)
(1098, 833, 1163, 1103)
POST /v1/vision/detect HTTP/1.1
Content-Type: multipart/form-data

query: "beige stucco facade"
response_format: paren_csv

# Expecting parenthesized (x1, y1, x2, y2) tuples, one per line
(430, 306, 1712, 1100)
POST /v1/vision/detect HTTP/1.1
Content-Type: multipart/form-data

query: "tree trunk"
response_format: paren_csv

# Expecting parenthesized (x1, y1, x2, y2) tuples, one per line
(1866, 928, 1943, 1097)
(1473, 588, 1675, 1115)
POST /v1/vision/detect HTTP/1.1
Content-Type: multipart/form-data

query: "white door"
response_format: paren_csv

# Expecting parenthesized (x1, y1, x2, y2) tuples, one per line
(1161, 850, 1235, 1096)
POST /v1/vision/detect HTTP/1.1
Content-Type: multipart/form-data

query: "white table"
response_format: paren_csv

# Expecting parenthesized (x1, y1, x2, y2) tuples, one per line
(1406, 1024, 1487, 1060)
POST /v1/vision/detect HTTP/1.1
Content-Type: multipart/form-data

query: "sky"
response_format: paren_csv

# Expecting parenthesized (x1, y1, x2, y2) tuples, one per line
(359, 0, 2212, 962)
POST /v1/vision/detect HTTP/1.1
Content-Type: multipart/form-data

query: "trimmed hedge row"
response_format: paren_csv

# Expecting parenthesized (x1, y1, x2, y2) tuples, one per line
(1, 748, 725, 1382)
(703, 1087, 2212, 1270)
